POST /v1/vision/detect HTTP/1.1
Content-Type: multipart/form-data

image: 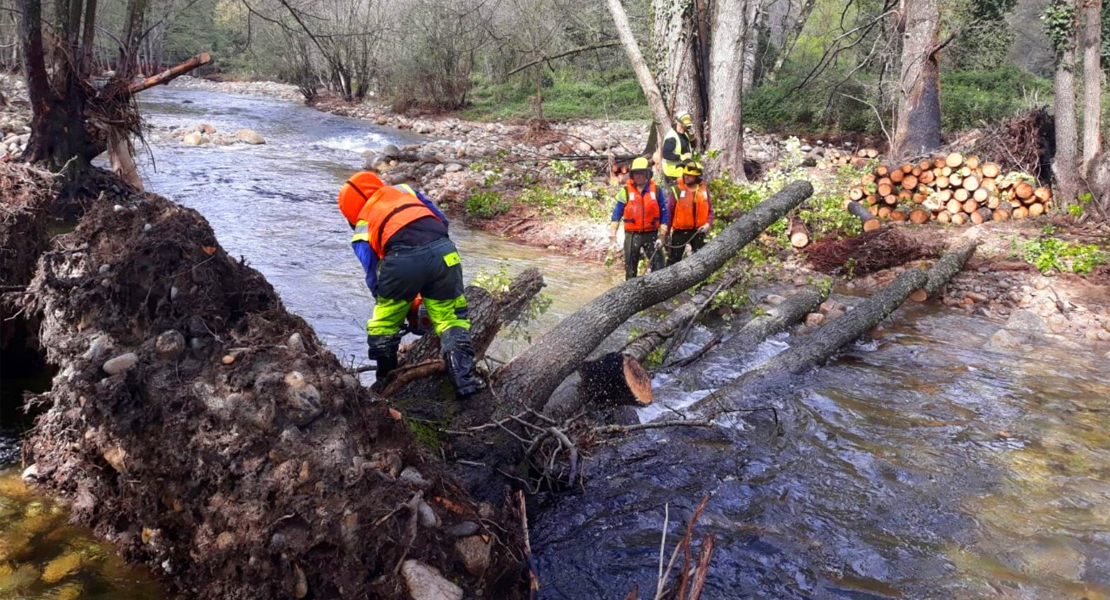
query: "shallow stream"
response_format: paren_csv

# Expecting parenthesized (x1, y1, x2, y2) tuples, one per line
(2, 87, 1107, 600)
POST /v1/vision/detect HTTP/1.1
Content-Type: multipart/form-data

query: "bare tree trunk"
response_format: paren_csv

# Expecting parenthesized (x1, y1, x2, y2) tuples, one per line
(707, 0, 748, 179)
(1054, 19, 1080, 209)
(893, 0, 943, 157)
(118, 0, 148, 78)
(1082, 0, 1102, 170)
(740, 0, 763, 93)
(653, 0, 699, 116)
(765, 0, 818, 82)
(80, 0, 97, 75)
(491, 181, 813, 411)
(108, 130, 142, 190)
(606, 0, 672, 134)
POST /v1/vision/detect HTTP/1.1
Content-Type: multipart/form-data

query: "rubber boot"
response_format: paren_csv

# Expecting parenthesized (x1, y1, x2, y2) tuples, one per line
(440, 327, 486, 398)
(367, 333, 402, 380)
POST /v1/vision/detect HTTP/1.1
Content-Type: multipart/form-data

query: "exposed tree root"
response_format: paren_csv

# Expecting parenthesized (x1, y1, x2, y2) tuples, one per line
(805, 227, 937, 276)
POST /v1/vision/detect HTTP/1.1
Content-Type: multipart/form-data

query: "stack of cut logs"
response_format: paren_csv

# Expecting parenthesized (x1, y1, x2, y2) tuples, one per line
(845, 152, 1051, 230)
(816, 147, 879, 170)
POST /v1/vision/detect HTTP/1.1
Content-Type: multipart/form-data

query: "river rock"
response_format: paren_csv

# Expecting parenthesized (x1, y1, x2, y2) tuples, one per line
(376, 115, 388, 125)
(1004, 309, 1046, 333)
(805, 312, 825, 326)
(234, 129, 265, 145)
(287, 332, 305, 354)
(200, 123, 217, 134)
(400, 560, 462, 600)
(182, 132, 204, 146)
(455, 535, 491, 576)
(103, 352, 138, 375)
(986, 329, 1021, 350)
(444, 521, 479, 537)
(381, 144, 401, 159)
(155, 330, 186, 359)
(445, 163, 464, 173)
(764, 294, 786, 306)
(399, 466, 430, 488)
(417, 500, 439, 528)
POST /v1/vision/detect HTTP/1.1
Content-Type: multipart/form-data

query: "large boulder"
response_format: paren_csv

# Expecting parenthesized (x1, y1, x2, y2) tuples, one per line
(182, 132, 204, 146)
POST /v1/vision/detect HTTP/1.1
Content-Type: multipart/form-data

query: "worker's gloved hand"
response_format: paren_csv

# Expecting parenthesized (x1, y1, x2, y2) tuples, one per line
(653, 238, 663, 249)
(697, 224, 709, 234)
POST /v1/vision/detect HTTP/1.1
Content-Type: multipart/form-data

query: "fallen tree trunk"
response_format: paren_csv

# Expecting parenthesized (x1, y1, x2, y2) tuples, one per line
(492, 180, 814, 413)
(125, 52, 212, 96)
(691, 241, 975, 415)
(722, 285, 828, 352)
(690, 268, 927, 415)
(18, 174, 523, 599)
(576, 264, 746, 409)
(910, 230, 979, 301)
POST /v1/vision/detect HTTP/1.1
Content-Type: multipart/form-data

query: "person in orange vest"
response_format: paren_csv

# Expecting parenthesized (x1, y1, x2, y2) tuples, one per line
(337, 171, 485, 397)
(666, 161, 713, 266)
(609, 157, 670, 280)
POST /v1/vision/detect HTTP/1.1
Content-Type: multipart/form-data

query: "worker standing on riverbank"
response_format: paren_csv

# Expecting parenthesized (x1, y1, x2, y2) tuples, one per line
(666, 161, 714, 266)
(609, 157, 670, 280)
(660, 112, 695, 184)
(338, 171, 485, 397)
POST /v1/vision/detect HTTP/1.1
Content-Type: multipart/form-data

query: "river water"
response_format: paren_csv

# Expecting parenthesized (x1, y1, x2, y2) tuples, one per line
(2, 87, 1108, 600)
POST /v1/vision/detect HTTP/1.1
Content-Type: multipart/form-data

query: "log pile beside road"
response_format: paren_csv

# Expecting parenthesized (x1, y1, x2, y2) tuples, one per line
(844, 152, 1051, 227)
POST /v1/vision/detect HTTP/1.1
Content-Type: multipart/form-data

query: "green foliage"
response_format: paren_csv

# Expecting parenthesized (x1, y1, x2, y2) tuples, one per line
(939, 67, 1053, 131)
(516, 161, 610, 219)
(462, 69, 649, 121)
(1015, 226, 1107, 274)
(465, 190, 511, 218)
(470, 261, 552, 342)
(1043, 0, 1079, 53)
(745, 75, 876, 133)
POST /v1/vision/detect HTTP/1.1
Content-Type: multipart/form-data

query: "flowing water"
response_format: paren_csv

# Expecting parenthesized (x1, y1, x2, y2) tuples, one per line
(2, 87, 1108, 599)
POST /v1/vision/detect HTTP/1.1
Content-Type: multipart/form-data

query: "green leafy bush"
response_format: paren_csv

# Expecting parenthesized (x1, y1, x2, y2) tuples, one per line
(1015, 226, 1108, 274)
(465, 190, 511, 218)
(940, 66, 1052, 131)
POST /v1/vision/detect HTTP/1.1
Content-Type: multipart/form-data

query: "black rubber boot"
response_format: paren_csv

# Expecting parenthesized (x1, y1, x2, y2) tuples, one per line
(440, 327, 486, 398)
(367, 333, 402, 380)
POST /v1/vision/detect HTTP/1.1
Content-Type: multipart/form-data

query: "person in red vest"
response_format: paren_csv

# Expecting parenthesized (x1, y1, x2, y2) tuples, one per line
(666, 161, 713, 266)
(337, 171, 484, 397)
(608, 157, 670, 280)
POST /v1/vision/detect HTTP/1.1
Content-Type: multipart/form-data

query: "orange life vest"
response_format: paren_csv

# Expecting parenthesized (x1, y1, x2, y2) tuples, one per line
(354, 186, 437, 257)
(671, 182, 710, 230)
(622, 180, 661, 232)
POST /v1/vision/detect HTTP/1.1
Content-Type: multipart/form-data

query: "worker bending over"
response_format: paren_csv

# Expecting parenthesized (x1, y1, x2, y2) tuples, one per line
(661, 112, 695, 184)
(609, 157, 670, 280)
(666, 161, 714, 266)
(338, 171, 485, 397)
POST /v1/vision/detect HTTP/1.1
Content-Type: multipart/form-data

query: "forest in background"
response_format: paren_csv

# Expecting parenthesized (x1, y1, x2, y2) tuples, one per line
(0, 0, 1100, 131)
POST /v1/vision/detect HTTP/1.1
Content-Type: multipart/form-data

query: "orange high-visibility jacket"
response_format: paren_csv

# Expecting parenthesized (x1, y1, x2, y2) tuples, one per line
(671, 182, 710, 230)
(622, 180, 661, 232)
(353, 186, 437, 258)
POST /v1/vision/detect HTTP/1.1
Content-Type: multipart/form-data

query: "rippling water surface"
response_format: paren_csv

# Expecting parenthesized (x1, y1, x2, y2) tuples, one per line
(3, 86, 1108, 600)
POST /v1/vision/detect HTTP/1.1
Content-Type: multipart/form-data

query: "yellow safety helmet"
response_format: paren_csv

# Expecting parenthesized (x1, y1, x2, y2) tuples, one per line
(675, 112, 693, 127)
(683, 161, 703, 177)
(630, 156, 651, 174)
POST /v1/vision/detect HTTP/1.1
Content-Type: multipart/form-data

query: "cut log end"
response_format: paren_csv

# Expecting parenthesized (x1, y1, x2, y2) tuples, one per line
(910, 288, 928, 302)
(622, 354, 653, 406)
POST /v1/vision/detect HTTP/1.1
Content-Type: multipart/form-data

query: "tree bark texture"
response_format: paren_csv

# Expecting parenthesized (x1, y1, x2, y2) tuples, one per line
(1053, 21, 1080, 208)
(707, 0, 749, 179)
(741, 0, 763, 93)
(916, 231, 979, 299)
(1082, 0, 1102, 169)
(893, 0, 942, 157)
(606, 0, 673, 134)
(118, 0, 149, 79)
(621, 262, 746, 363)
(653, 0, 699, 118)
(493, 180, 814, 412)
